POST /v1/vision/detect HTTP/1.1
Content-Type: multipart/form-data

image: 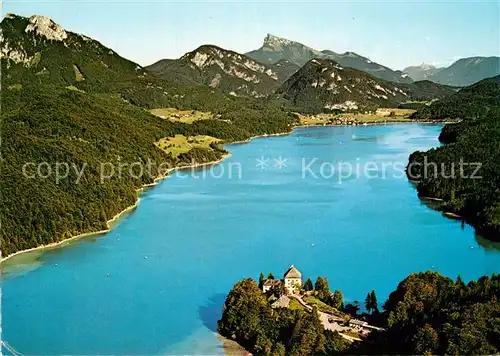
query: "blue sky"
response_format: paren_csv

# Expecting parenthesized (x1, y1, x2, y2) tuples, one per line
(3, 0, 499, 69)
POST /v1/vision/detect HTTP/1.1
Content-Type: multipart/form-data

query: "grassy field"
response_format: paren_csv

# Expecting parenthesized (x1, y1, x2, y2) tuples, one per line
(154, 134, 221, 158)
(375, 108, 416, 117)
(304, 296, 342, 316)
(150, 108, 214, 124)
(66, 85, 85, 93)
(297, 108, 416, 126)
(288, 298, 306, 311)
(73, 64, 85, 82)
(342, 330, 362, 340)
(7, 83, 22, 90)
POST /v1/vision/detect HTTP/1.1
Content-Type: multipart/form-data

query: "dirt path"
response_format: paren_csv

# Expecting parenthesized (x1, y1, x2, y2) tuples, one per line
(292, 296, 359, 341)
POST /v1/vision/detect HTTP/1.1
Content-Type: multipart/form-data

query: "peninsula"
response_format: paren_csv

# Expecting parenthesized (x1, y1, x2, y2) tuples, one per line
(219, 268, 500, 355)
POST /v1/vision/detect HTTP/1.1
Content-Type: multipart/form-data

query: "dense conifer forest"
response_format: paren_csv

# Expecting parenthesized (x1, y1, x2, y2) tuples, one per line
(218, 278, 351, 355)
(358, 272, 500, 355)
(219, 272, 500, 355)
(408, 75, 500, 238)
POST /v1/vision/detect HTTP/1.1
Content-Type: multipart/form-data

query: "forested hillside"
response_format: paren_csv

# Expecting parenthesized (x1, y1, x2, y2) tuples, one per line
(356, 272, 500, 354)
(278, 59, 455, 113)
(0, 14, 297, 256)
(146, 45, 285, 97)
(219, 272, 500, 355)
(0, 13, 491, 257)
(218, 278, 350, 355)
(408, 75, 500, 238)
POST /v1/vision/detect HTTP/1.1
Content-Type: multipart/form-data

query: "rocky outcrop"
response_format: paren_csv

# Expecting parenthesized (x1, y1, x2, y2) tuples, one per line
(25, 15, 68, 41)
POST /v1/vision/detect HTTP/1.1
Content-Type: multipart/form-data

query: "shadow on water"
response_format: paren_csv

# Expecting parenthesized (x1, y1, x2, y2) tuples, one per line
(409, 186, 500, 252)
(0, 230, 108, 280)
(475, 234, 500, 252)
(198, 293, 226, 332)
(1, 205, 141, 280)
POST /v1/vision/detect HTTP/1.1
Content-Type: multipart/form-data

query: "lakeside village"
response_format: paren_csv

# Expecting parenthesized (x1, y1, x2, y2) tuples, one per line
(258, 265, 384, 342)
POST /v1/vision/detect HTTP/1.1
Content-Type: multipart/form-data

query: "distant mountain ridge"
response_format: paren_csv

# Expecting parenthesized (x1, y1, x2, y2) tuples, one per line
(147, 43, 454, 106)
(428, 56, 500, 87)
(145, 38, 456, 110)
(246, 34, 413, 84)
(411, 74, 500, 121)
(404, 57, 500, 86)
(403, 63, 442, 81)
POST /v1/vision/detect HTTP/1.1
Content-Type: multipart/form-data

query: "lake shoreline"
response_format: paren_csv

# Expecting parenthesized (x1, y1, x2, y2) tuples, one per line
(0, 119, 447, 264)
(227, 119, 446, 146)
(0, 153, 231, 264)
(4, 122, 498, 355)
(219, 335, 251, 356)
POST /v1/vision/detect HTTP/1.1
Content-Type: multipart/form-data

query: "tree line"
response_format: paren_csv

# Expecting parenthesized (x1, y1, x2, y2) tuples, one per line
(407, 75, 500, 238)
(218, 278, 351, 355)
(1, 67, 297, 256)
(219, 272, 500, 355)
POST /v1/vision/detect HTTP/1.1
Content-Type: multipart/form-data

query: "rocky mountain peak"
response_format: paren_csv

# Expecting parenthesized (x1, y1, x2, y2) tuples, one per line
(263, 34, 297, 50)
(418, 63, 437, 70)
(247, 34, 413, 83)
(183, 45, 277, 79)
(342, 51, 358, 57)
(25, 15, 68, 41)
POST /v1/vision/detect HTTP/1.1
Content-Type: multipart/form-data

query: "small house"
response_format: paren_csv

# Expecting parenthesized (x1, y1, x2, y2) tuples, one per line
(262, 279, 281, 293)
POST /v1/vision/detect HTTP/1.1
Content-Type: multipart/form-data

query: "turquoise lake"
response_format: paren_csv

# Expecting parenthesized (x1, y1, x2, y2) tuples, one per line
(2, 124, 500, 354)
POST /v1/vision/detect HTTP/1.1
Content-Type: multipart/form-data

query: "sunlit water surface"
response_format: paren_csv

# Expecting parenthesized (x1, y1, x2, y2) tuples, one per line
(2, 124, 500, 354)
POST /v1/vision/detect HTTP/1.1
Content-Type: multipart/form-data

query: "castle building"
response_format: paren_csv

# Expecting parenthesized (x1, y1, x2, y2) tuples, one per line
(283, 265, 302, 294)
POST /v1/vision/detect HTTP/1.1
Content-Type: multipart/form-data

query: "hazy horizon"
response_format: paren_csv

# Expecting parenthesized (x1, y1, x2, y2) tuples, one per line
(3, 0, 499, 70)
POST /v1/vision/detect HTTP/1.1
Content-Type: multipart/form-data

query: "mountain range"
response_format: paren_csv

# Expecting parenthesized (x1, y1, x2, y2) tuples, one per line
(146, 43, 456, 109)
(425, 57, 500, 87)
(147, 32, 499, 96)
(245, 34, 413, 84)
(403, 57, 500, 86)
(402, 63, 442, 81)
(147, 45, 298, 97)
(2, 13, 495, 117)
